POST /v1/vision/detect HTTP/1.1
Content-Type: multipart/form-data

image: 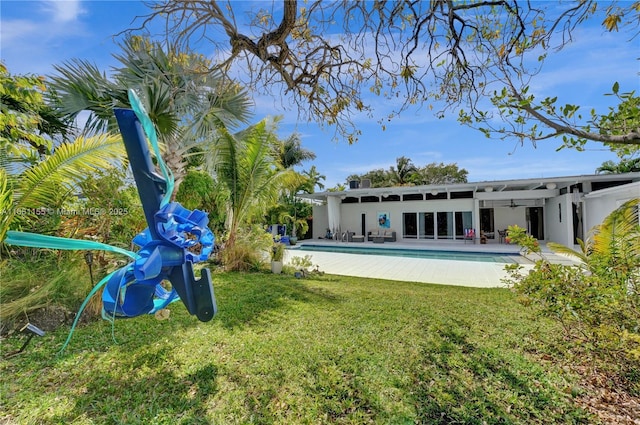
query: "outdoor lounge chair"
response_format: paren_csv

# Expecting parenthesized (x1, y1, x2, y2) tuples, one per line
(382, 229, 396, 242)
(348, 232, 365, 242)
(367, 229, 396, 242)
(464, 228, 476, 243)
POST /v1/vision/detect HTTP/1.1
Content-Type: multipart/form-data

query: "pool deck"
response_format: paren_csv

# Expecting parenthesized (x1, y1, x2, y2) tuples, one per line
(285, 239, 578, 289)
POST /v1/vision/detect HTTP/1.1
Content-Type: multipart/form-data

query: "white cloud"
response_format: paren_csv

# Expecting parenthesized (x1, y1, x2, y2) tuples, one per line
(0, 18, 40, 44)
(42, 0, 86, 23)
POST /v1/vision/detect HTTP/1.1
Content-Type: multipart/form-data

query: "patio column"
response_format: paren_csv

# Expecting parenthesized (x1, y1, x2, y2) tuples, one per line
(327, 196, 342, 235)
(473, 198, 481, 237)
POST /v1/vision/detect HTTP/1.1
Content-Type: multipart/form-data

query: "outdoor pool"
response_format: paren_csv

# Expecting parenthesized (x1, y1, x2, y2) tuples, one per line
(297, 244, 521, 263)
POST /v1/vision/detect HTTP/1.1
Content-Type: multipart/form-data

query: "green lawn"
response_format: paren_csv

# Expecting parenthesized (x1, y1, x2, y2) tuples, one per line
(0, 272, 593, 424)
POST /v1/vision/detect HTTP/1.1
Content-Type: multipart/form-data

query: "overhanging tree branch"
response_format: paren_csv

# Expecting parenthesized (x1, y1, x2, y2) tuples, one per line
(137, 0, 639, 148)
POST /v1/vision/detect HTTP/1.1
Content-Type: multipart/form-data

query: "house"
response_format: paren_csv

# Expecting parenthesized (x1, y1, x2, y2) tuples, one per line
(301, 173, 640, 247)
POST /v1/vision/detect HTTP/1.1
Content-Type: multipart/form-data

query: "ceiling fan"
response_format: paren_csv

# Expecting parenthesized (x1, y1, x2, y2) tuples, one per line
(509, 199, 522, 208)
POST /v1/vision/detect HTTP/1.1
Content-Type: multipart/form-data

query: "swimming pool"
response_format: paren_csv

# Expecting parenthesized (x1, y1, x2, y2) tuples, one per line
(297, 244, 521, 263)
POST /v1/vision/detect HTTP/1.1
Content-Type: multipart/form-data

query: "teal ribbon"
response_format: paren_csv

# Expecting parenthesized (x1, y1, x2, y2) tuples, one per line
(127, 89, 174, 208)
(4, 231, 136, 259)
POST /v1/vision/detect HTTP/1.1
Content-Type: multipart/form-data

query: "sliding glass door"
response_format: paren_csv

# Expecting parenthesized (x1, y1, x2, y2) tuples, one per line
(437, 212, 453, 239)
(419, 212, 435, 239)
(406, 211, 473, 240)
(403, 213, 417, 239)
(455, 211, 473, 239)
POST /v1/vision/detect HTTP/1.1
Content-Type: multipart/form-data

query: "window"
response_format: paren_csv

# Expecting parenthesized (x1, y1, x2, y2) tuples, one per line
(450, 191, 473, 199)
(403, 193, 424, 201)
(426, 192, 447, 200)
(455, 211, 473, 238)
(437, 212, 453, 239)
(403, 213, 418, 239)
(341, 197, 359, 204)
(419, 212, 435, 239)
(381, 194, 401, 202)
(360, 196, 380, 203)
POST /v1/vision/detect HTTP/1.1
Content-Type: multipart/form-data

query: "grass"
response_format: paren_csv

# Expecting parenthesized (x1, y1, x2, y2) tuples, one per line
(0, 272, 594, 424)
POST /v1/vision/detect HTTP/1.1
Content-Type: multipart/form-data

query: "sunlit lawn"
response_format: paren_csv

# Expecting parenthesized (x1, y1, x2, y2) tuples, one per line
(0, 272, 593, 424)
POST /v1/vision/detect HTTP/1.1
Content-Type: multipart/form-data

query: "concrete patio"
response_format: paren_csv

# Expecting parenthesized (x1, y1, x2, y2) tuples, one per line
(284, 239, 578, 289)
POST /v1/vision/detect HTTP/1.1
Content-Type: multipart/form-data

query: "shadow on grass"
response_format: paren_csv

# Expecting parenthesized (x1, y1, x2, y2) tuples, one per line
(410, 321, 591, 424)
(50, 347, 219, 424)
(212, 272, 340, 330)
(42, 272, 342, 355)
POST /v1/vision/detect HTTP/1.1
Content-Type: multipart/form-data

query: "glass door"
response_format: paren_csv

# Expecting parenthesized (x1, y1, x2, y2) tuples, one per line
(437, 212, 453, 239)
(455, 211, 473, 239)
(419, 212, 435, 239)
(403, 213, 417, 239)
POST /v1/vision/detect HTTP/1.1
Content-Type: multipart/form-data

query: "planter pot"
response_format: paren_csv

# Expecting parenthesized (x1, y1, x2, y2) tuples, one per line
(289, 236, 298, 245)
(271, 260, 283, 274)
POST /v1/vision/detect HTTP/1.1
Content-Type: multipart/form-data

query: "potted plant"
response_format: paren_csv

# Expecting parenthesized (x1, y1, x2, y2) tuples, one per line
(271, 242, 285, 274)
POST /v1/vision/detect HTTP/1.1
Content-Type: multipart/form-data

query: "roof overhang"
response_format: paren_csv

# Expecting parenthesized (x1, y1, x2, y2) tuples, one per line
(299, 172, 640, 202)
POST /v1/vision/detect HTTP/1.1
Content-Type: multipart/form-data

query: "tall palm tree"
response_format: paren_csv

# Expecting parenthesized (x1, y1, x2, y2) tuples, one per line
(48, 35, 252, 194)
(302, 165, 326, 193)
(277, 133, 316, 169)
(213, 118, 298, 252)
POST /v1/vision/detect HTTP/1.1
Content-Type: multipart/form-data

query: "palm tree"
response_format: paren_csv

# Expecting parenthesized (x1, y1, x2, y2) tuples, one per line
(48, 35, 252, 194)
(0, 63, 70, 161)
(277, 133, 316, 169)
(596, 158, 640, 174)
(1, 134, 125, 244)
(548, 198, 639, 280)
(389, 156, 417, 186)
(213, 118, 298, 257)
(302, 165, 326, 193)
(1, 65, 126, 244)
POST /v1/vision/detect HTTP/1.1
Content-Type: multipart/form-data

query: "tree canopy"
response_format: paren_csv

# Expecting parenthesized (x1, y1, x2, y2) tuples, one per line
(0, 63, 69, 162)
(140, 1, 639, 148)
(346, 157, 468, 188)
(48, 35, 253, 192)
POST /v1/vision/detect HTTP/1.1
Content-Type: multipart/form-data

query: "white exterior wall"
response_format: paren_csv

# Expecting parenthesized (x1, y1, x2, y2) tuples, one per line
(307, 177, 639, 244)
(493, 207, 526, 233)
(584, 182, 640, 230)
(338, 198, 476, 241)
(544, 194, 573, 246)
(312, 204, 329, 239)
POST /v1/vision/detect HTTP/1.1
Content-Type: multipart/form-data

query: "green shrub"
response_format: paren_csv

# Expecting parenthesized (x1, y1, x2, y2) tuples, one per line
(175, 170, 228, 237)
(220, 225, 273, 272)
(0, 252, 97, 327)
(504, 200, 640, 391)
(271, 241, 285, 262)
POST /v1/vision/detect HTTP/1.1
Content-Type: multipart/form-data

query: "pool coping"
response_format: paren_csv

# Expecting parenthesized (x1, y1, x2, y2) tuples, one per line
(284, 240, 578, 288)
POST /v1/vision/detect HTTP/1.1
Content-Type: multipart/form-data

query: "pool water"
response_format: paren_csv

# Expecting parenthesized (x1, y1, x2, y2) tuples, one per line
(298, 244, 520, 263)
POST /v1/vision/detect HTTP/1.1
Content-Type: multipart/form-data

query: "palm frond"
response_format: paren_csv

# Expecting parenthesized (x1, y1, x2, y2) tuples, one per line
(13, 134, 125, 211)
(547, 240, 588, 263)
(0, 168, 14, 241)
(551, 198, 640, 269)
(214, 119, 294, 232)
(591, 198, 639, 257)
(49, 59, 126, 135)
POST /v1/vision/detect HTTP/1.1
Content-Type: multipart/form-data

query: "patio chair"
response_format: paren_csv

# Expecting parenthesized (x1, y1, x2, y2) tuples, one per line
(347, 232, 365, 242)
(464, 228, 476, 243)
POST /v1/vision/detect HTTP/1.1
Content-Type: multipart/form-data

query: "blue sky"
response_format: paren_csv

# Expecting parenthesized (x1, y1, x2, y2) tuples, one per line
(1, 1, 637, 188)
